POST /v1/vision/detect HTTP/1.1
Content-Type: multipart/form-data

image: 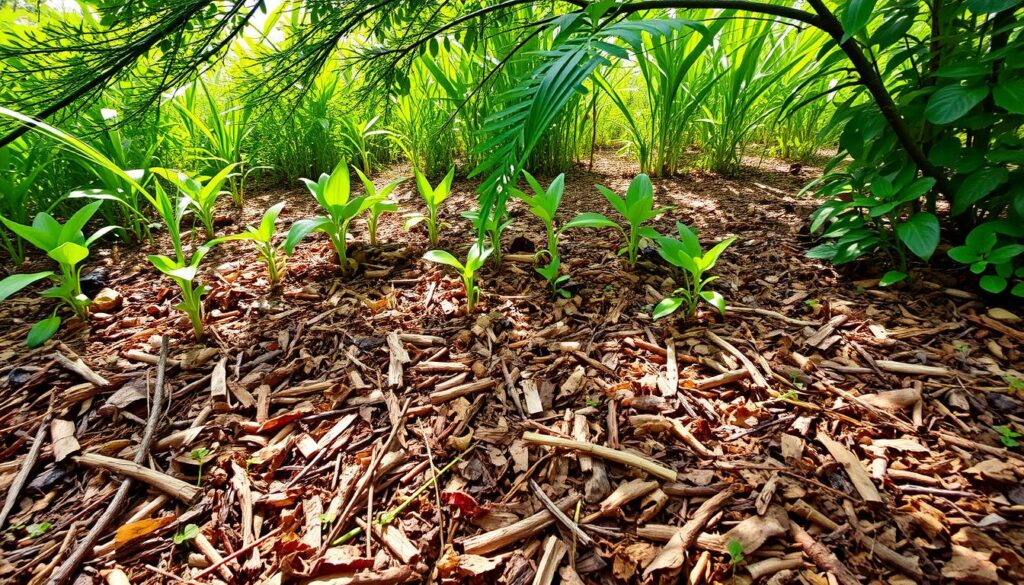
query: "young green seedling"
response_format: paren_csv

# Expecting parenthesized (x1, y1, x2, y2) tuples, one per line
(152, 164, 238, 237)
(653, 223, 736, 320)
(572, 173, 670, 267)
(405, 166, 455, 247)
(190, 447, 211, 486)
(211, 202, 287, 286)
(146, 182, 219, 340)
(514, 171, 599, 297)
(27, 522, 52, 539)
(353, 168, 405, 246)
(726, 539, 745, 573)
(286, 160, 385, 273)
(994, 425, 1021, 448)
(173, 523, 200, 547)
(0, 200, 118, 346)
(423, 242, 492, 313)
(461, 207, 511, 267)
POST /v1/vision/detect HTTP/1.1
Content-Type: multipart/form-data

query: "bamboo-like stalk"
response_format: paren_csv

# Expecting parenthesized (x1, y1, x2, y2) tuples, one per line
(522, 431, 677, 482)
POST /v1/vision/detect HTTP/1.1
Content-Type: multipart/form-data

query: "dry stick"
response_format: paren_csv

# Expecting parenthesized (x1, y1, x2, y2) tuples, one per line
(522, 431, 677, 482)
(0, 407, 53, 529)
(48, 335, 170, 585)
(706, 331, 769, 389)
(322, 398, 411, 551)
(191, 527, 283, 581)
(643, 484, 742, 579)
(528, 480, 592, 547)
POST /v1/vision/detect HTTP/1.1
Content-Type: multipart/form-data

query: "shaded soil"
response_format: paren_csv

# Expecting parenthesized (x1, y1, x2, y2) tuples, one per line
(1, 153, 1022, 585)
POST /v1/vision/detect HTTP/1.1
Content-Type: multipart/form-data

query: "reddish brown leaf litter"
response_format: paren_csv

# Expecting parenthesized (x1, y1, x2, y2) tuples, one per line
(1, 154, 1022, 584)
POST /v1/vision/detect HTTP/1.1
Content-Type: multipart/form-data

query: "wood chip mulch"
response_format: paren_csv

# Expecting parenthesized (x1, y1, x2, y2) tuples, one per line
(1, 154, 1022, 585)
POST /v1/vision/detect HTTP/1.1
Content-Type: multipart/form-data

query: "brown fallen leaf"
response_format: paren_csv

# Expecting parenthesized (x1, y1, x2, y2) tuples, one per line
(964, 459, 1018, 484)
(941, 545, 998, 584)
(114, 515, 178, 548)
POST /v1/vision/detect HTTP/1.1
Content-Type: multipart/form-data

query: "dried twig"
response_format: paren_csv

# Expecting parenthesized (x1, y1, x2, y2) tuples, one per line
(522, 431, 677, 482)
(48, 335, 169, 585)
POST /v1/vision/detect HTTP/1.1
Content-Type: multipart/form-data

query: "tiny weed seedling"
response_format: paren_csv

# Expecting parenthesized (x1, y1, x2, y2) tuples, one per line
(190, 447, 211, 486)
(584, 396, 601, 408)
(994, 425, 1021, 448)
(27, 522, 51, 538)
(1003, 374, 1024, 394)
(804, 298, 819, 310)
(245, 457, 260, 474)
(423, 242, 492, 313)
(173, 523, 200, 546)
(319, 512, 336, 529)
(726, 539, 745, 573)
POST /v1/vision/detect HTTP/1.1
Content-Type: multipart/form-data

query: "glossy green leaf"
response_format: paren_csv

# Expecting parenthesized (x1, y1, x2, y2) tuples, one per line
(26, 315, 61, 348)
(652, 297, 683, 320)
(423, 250, 464, 271)
(0, 271, 54, 301)
(993, 79, 1024, 114)
(895, 213, 940, 260)
(879, 271, 908, 286)
(840, 0, 877, 42)
(925, 84, 989, 125)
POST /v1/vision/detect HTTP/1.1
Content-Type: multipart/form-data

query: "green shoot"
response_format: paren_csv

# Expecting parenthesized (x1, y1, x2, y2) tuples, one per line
(0, 200, 117, 346)
(173, 523, 200, 546)
(575, 173, 670, 267)
(1004, 374, 1024, 394)
(286, 160, 385, 273)
(27, 522, 52, 538)
(653, 223, 736, 320)
(152, 164, 238, 237)
(212, 202, 287, 286)
(189, 447, 211, 486)
(726, 539, 745, 572)
(353, 168, 404, 246)
(423, 243, 492, 313)
(405, 166, 455, 247)
(994, 425, 1021, 448)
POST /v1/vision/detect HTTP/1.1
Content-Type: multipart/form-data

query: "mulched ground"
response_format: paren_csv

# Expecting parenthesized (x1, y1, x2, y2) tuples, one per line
(1, 153, 1022, 585)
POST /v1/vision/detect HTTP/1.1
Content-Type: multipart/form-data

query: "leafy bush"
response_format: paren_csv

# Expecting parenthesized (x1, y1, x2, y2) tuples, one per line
(405, 166, 455, 247)
(286, 160, 384, 273)
(423, 243, 492, 313)
(212, 202, 287, 286)
(807, 1, 1024, 297)
(0, 200, 116, 346)
(653, 223, 735, 320)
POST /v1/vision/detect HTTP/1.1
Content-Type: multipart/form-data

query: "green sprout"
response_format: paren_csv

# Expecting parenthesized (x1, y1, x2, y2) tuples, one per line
(584, 396, 601, 408)
(993, 425, 1021, 448)
(190, 447, 211, 486)
(27, 522, 52, 538)
(173, 523, 200, 546)
(1003, 374, 1024, 394)
(726, 539, 745, 572)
